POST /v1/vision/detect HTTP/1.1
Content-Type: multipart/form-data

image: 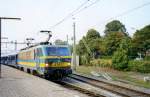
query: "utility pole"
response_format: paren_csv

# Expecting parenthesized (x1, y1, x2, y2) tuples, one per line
(0, 17, 21, 78)
(73, 18, 76, 71)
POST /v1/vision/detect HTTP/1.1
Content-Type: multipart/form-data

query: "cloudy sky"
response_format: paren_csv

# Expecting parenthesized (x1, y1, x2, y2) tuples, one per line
(0, 0, 150, 52)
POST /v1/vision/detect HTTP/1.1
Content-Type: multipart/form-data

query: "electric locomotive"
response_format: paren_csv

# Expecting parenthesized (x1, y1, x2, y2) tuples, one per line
(17, 42, 72, 79)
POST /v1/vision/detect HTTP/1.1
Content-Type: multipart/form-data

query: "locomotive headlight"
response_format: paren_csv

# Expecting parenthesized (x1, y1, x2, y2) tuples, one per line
(45, 63, 49, 67)
(68, 63, 71, 65)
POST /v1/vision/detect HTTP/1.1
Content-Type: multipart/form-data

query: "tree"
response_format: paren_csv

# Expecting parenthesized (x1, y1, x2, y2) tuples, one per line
(85, 29, 101, 59)
(132, 25, 150, 57)
(86, 29, 101, 39)
(76, 29, 102, 65)
(104, 32, 128, 55)
(103, 20, 129, 55)
(76, 36, 91, 65)
(112, 37, 131, 70)
(104, 20, 127, 36)
(76, 36, 87, 55)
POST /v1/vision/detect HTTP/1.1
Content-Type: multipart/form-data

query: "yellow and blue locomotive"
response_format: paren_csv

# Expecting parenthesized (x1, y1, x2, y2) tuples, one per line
(17, 43, 72, 79)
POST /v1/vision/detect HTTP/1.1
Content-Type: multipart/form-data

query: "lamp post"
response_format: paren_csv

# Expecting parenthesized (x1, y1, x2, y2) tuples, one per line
(0, 17, 21, 78)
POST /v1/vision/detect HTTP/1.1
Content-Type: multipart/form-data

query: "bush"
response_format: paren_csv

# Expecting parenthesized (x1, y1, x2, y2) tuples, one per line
(128, 60, 150, 73)
(90, 59, 112, 67)
(112, 37, 131, 70)
(100, 56, 112, 59)
(112, 49, 129, 70)
(79, 54, 91, 65)
(144, 56, 150, 61)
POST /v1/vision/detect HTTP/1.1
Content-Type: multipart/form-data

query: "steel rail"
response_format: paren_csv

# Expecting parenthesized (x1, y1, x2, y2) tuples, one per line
(59, 80, 105, 97)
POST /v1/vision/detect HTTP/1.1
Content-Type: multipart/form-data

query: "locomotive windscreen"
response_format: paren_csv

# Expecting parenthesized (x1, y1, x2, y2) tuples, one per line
(45, 47, 70, 56)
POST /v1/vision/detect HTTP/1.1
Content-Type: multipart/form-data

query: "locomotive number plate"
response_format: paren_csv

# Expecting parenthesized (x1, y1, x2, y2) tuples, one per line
(53, 62, 61, 66)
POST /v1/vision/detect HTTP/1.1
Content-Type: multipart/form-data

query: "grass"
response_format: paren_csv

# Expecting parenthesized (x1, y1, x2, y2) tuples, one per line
(76, 66, 150, 89)
(111, 73, 150, 89)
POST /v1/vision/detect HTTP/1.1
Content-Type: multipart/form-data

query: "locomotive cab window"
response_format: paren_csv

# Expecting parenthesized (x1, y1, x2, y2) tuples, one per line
(45, 47, 70, 56)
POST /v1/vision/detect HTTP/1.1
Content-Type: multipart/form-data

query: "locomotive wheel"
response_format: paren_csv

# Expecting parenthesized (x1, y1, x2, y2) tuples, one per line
(27, 68, 31, 73)
(20, 67, 24, 71)
(44, 74, 49, 79)
(32, 70, 38, 76)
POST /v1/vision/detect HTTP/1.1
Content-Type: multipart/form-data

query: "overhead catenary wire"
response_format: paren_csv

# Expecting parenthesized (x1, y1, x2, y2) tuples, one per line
(50, 0, 101, 29)
(72, 0, 100, 17)
(50, 0, 90, 29)
(50, 1, 150, 31)
(93, 1, 150, 28)
(111, 2, 150, 20)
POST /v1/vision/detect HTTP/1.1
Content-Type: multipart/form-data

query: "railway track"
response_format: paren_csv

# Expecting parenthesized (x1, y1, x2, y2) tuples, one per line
(58, 76, 123, 97)
(67, 73, 150, 97)
(57, 80, 105, 97)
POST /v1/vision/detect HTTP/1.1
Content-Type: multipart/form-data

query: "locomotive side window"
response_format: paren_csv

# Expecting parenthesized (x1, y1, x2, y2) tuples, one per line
(37, 48, 43, 56)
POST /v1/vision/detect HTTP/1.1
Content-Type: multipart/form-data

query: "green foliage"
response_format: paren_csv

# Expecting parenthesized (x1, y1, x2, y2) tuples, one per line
(104, 20, 129, 56)
(79, 54, 91, 65)
(128, 60, 150, 73)
(76, 20, 150, 74)
(112, 38, 131, 70)
(104, 32, 128, 55)
(100, 56, 112, 59)
(90, 59, 112, 67)
(76, 36, 87, 55)
(132, 25, 150, 57)
(104, 20, 127, 35)
(77, 29, 102, 65)
(86, 29, 101, 39)
(112, 49, 128, 70)
(144, 56, 150, 61)
(85, 29, 101, 56)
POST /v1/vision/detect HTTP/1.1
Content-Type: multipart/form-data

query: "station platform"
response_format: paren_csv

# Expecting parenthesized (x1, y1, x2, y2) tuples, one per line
(0, 65, 89, 97)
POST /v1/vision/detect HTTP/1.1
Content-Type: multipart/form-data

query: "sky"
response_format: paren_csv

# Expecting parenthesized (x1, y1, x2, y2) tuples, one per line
(0, 0, 150, 53)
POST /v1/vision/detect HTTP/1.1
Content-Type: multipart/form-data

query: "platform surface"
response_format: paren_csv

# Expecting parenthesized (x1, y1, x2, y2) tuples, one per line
(0, 65, 89, 97)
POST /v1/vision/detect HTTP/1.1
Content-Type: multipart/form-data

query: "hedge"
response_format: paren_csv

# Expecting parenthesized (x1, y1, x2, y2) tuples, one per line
(128, 60, 150, 73)
(90, 59, 112, 67)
